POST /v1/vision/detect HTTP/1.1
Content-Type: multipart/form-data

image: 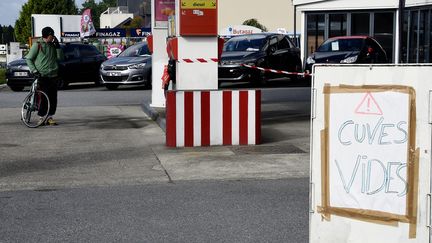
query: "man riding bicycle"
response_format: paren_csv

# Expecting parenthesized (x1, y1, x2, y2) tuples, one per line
(26, 26, 64, 125)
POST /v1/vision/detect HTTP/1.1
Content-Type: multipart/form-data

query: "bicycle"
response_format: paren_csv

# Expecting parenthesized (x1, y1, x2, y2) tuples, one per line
(21, 79, 50, 128)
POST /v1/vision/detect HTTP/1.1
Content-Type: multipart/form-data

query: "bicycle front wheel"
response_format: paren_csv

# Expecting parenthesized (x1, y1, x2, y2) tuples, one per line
(21, 90, 50, 128)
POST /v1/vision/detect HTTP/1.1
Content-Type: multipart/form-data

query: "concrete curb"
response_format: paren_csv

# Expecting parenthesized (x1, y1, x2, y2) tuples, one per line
(0, 84, 7, 90)
(141, 101, 166, 132)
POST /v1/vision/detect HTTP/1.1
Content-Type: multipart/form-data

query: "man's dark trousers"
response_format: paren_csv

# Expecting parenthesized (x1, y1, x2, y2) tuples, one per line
(37, 77, 58, 117)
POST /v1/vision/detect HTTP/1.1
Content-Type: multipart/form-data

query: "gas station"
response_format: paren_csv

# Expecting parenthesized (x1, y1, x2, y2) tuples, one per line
(150, 0, 261, 147)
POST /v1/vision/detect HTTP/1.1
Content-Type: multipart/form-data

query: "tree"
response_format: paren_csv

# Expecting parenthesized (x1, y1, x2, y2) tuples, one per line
(129, 16, 144, 28)
(15, 0, 78, 43)
(79, 0, 117, 29)
(243, 18, 268, 32)
(0, 25, 15, 44)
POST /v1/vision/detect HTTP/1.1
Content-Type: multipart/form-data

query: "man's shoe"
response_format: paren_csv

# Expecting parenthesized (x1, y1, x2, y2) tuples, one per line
(46, 117, 58, 126)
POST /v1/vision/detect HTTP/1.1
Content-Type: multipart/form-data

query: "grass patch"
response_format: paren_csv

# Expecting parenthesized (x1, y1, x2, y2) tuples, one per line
(0, 68, 5, 85)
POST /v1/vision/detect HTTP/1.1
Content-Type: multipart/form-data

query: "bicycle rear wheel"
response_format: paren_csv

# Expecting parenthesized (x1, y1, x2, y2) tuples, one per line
(21, 90, 50, 128)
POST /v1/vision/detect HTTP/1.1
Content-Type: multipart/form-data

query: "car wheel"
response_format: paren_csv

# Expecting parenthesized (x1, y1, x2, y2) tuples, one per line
(10, 86, 24, 92)
(106, 84, 119, 90)
(254, 73, 267, 87)
(57, 79, 68, 90)
(94, 76, 102, 86)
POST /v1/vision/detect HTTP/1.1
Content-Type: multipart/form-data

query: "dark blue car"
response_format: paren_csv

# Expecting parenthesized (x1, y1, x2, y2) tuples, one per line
(6, 43, 106, 91)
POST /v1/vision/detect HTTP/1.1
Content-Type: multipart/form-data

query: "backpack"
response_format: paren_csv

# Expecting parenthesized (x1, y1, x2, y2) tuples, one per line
(37, 42, 44, 55)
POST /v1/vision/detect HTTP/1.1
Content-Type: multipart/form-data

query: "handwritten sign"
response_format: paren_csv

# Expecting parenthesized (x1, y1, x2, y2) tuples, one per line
(323, 85, 417, 221)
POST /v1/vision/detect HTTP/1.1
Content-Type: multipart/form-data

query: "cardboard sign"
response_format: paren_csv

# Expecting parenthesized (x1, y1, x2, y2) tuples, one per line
(321, 85, 418, 223)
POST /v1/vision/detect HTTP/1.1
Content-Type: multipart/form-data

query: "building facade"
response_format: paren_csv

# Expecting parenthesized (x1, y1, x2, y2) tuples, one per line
(293, 0, 432, 64)
(115, 0, 297, 34)
(117, 0, 151, 27)
(218, 0, 296, 34)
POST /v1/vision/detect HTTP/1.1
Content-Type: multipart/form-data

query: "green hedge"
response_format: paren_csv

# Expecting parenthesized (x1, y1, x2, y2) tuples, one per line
(0, 68, 5, 85)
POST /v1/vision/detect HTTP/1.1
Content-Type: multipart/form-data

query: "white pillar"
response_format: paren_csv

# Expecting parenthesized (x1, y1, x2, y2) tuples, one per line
(176, 37, 219, 90)
(150, 28, 168, 107)
(150, 0, 171, 108)
(173, 0, 219, 91)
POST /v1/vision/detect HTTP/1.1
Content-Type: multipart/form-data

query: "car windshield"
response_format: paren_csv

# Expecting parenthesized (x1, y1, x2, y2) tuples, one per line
(223, 35, 267, 52)
(119, 43, 150, 57)
(317, 38, 364, 52)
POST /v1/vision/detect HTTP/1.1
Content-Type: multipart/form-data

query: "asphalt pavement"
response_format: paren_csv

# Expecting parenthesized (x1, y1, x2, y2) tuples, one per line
(0, 105, 310, 190)
(0, 85, 311, 242)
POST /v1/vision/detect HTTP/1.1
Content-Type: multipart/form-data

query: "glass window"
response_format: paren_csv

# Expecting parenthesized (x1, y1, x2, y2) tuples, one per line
(418, 10, 429, 63)
(79, 45, 99, 56)
(138, 44, 150, 55)
(351, 13, 370, 36)
(223, 35, 267, 52)
(317, 38, 364, 52)
(408, 11, 419, 62)
(430, 10, 432, 63)
(306, 14, 325, 56)
(403, 8, 432, 63)
(401, 11, 409, 63)
(374, 12, 394, 61)
(277, 36, 290, 49)
(120, 43, 150, 56)
(329, 14, 347, 38)
(62, 45, 79, 59)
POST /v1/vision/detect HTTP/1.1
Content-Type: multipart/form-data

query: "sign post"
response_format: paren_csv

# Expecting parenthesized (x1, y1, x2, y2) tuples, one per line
(310, 64, 432, 243)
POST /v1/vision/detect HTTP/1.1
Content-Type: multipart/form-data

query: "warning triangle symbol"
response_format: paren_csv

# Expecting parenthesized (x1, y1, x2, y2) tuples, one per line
(354, 92, 383, 115)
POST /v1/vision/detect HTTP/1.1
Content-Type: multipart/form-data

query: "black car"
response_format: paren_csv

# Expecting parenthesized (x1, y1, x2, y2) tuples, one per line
(6, 58, 34, 91)
(305, 36, 388, 73)
(218, 33, 302, 85)
(6, 43, 107, 91)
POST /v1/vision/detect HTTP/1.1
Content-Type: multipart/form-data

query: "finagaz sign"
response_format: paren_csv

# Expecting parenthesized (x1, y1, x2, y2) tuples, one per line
(61, 32, 80, 38)
(131, 28, 152, 37)
(95, 29, 126, 37)
(320, 85, 418, 226)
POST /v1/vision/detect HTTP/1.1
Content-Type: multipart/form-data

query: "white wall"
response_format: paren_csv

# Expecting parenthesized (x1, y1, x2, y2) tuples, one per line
(61, 15, 81, 32)
(32, 14, 81, 37)
(6, 42, 22, 64)
(219, 0, 298, 33)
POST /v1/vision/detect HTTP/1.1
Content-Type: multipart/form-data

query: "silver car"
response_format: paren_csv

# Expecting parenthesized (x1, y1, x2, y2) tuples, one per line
(100, 42, 152, 90)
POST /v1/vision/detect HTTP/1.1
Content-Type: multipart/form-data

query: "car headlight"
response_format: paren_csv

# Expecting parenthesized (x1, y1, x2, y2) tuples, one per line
(128, 63, 146, 69)
(340, 56, 358, 64)
(306, 56, 315, 64)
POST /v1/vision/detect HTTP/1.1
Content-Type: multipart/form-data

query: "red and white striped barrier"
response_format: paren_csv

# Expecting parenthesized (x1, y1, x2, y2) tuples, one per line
(178, 58, 219, 63)
(242, 64, 312, 77)
(166, 90, 261, 147)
